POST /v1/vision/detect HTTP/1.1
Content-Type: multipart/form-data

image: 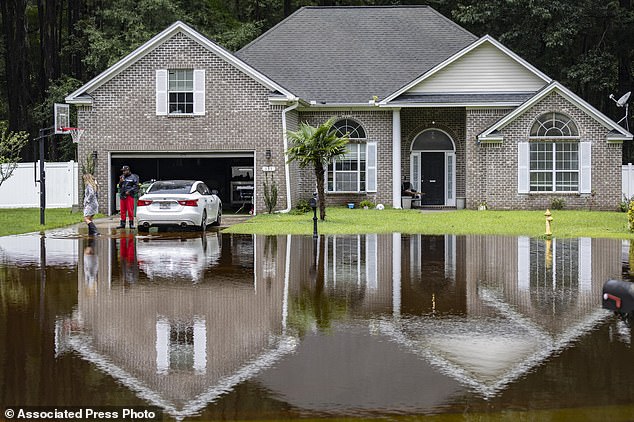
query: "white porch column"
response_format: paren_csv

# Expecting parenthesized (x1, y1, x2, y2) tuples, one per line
(392, 109, 402, 209)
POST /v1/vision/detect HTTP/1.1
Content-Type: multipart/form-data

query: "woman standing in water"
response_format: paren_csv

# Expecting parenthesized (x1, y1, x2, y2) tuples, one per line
(83, 173, 100, 236)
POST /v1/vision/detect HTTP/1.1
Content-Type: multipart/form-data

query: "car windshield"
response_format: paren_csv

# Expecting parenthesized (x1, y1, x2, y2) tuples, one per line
(147, 180, 194, 194)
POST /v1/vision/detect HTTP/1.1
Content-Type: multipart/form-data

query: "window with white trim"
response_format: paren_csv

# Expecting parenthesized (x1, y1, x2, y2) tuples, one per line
(327, 119, 374, 192)
(169, 70, 194, 114)
(156, 69, 205, 116)
(528, 112, 580, 192)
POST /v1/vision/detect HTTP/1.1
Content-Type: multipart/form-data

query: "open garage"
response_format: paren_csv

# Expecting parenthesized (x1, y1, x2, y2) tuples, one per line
(109, 152, 254, 215)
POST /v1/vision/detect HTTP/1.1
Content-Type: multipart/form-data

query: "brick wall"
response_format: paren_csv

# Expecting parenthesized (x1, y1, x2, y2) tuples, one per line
(401, 108, 467, 199)
(465, 92, 621, 210)
(76, 33, 286, 214)
(297, 110, 392, 207)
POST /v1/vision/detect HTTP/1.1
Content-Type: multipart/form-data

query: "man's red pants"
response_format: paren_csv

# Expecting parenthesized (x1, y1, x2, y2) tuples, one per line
(120, 196, 135, 221)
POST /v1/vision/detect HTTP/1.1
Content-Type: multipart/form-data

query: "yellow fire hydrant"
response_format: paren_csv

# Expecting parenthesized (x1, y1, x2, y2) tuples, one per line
(545, 208, 553, 237)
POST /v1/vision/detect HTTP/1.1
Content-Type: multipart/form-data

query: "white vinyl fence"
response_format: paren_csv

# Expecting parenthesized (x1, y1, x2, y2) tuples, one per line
(623, 164, 634, 201)
(0, 161, 79, 208)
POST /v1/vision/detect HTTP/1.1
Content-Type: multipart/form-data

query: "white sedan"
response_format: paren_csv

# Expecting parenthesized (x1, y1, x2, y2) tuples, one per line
(136, 180, 222, 232)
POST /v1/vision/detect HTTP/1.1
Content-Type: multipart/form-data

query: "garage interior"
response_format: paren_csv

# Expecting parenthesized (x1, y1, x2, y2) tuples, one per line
(110, 154, 254, 215)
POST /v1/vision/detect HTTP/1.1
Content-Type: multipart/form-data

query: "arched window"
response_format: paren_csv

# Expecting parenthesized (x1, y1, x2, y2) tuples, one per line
(527, 112, 580, 192)
(331, 118, 367, 139)
(530, 112, 579, 137)
(411, 129, 454, 151)
(328, 119, 373, 192)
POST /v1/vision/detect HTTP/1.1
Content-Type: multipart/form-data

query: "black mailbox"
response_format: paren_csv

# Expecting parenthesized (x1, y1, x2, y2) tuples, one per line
(602, 279, 634, 317)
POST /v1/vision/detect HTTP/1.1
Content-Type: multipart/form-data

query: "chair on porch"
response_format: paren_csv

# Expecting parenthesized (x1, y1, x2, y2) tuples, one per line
(402, 181, 423, 208)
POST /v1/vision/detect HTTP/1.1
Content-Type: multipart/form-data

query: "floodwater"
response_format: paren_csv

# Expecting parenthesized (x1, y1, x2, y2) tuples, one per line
(1, 229, 634, 421)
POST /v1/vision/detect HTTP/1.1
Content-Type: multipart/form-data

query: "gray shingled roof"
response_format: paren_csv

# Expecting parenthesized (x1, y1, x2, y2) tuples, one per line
(393, 92, 535, 105)
(236, 6, 477, 104)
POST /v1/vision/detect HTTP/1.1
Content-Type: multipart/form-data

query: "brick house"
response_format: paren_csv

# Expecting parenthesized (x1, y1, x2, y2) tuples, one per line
(65, 6, 633, 214)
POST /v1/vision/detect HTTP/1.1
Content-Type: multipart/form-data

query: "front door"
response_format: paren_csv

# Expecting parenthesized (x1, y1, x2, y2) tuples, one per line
(420, 152, 445, 205)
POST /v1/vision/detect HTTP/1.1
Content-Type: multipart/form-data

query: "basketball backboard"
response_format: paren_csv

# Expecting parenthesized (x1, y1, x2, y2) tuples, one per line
(54, 103, 70, 134)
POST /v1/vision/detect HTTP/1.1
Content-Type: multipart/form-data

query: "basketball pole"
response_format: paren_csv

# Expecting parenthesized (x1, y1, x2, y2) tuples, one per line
(35, 127, 53, 226)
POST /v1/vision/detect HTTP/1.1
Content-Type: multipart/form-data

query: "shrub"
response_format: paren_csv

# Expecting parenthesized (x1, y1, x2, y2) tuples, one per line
(628, 201, 634, 232)
(550, 197, 565, 210)
(295, 199, 312, 213)
(619, 195, 632, 213)
(359, 199, 375, 208)
(263, 173, 278, 213)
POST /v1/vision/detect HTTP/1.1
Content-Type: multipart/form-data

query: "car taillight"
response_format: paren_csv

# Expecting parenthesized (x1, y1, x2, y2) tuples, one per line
(137, 199, 152, 206)
(178, 199, 198, 206)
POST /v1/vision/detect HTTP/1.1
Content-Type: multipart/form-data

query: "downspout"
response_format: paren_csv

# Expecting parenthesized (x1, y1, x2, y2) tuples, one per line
(280, 100, 299, 213)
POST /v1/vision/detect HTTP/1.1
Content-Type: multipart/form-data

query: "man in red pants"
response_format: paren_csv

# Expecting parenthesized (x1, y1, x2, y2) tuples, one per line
(118, 165, 139, 229)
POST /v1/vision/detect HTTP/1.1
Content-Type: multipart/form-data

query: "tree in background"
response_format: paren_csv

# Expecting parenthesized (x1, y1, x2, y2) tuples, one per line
(0, 0, 631, 160)
(286, 118, 349, 221)
(0, 122, 29, 187)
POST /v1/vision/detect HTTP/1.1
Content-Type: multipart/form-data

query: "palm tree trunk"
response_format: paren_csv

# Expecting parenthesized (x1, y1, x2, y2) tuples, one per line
(314, 164, 326, 220)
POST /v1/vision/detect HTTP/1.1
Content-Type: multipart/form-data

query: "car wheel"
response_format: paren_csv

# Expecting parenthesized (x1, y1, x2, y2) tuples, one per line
(138, 225, 149, 233)
(211, 207, 222, 226)
(199, 210, 207, 232)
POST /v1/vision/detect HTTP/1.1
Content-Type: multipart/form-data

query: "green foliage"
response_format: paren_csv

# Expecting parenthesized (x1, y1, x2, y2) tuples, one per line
(81, 152, 96, 176)
(0, 208, 101, 237)
(286, 117, 349, 169)
(214, 21, 263, 50)
(294, 199, 312, 214)
(78, 1, 181, 75)
(263, 172, 278, 213)
(286, 117, 349, 221)
(628, 201, 634, 232)
(0, 122, 29, 187)
(550, 197, 566, 210)
(619, 195, 632, 212)
(359, 199, 375, 208)
(32, 76, 83, 162)
(225, 208, 634, 239)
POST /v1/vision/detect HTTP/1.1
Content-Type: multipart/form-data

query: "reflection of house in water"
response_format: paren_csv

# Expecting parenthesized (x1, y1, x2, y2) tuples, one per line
(56, 233, 624, 417)
(278, 234, 622, 401)
(56, 234, 296, 419)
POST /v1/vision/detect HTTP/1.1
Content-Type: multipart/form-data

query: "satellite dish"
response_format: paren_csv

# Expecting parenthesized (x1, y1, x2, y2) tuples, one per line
(611, 91, 631, 107)
(609, 91, 631, 131)
(617, 91, 631, 107)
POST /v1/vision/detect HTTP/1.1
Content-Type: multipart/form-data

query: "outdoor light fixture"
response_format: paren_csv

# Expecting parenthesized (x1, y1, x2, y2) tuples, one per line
(92, 150, 98, 161)
(265, 149, 272, 159)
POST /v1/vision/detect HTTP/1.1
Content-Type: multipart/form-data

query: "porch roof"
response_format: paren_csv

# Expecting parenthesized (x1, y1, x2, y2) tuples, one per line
(388, 92, 535, 107)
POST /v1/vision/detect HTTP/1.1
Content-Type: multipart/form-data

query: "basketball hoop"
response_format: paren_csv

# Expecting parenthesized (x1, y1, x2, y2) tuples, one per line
(61, 127, 85, 143)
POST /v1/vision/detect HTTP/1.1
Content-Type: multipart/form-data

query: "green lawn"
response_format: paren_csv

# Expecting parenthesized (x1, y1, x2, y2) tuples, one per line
(224, 207, 634, 239)
(1, 207, 631, 240)
(0, 208, 94, 237)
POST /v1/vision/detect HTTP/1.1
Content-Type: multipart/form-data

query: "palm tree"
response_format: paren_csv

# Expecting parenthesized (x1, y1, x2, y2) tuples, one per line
(286, 117, 349, 220)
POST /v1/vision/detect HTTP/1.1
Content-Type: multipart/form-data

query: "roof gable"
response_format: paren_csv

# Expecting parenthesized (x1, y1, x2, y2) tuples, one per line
(65, 21, 295, 104)
(383, 36, 551, 104)
(236, 6, 477, 104)
(478, 81, 633, 142)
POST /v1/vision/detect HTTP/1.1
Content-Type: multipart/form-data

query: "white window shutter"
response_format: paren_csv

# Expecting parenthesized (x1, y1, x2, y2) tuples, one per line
(517, 142, 530, 193)
(366, 142, 377, 192)
(155, 69, 168, 115)
(410, 152, 420, 192)
(193, 69, 205, 115)
(579, 142, 591, 193)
